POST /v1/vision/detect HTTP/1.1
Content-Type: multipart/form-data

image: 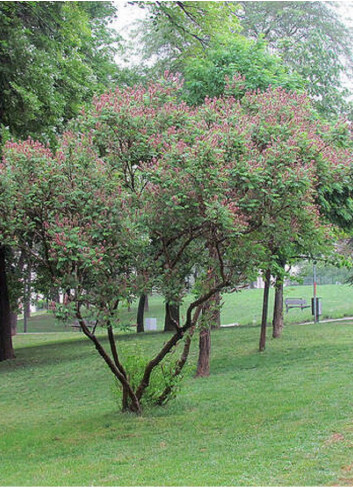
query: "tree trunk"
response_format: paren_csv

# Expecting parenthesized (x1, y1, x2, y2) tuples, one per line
(136, 293, 146, 333)
(50, 286, 60, 303)
(157, 324, 197, 405)
(196, 325, 211, 377)
(259, 268, 271, 352)
(10, 312, 17, 337)
(210, 292, 221, 329)
(0, 245, 15, 361)
(272, 277, 284, 338)
(144, 294, 149, 312)
(164, 302, 180, 332)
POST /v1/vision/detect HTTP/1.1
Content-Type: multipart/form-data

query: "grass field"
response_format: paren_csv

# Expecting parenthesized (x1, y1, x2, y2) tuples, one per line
(17, 283, 353, 333)
(1, 320, 353, 485)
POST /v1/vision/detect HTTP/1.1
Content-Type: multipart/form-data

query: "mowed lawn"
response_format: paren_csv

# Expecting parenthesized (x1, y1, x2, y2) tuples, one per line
(1, 321, 353, 486)
(17, 284, 353, 333)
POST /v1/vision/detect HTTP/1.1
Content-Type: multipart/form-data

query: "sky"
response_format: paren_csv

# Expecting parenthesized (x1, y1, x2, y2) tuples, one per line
(112, 1, 147, 66)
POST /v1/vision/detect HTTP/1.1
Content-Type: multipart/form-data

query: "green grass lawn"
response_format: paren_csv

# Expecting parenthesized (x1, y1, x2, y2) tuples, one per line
(1, 321, 353, 485)
(18, 283, 353, 333)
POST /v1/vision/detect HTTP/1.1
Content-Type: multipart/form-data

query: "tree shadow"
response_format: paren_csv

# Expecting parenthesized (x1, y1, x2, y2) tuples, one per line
(1, 328, 175, 373)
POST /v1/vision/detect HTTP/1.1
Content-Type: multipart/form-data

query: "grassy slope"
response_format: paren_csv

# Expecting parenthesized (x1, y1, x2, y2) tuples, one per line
(1, 322, 353, 486)
(17, 284, 353, 333)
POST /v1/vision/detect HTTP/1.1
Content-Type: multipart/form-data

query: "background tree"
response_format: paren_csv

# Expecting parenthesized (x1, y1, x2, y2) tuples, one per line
(131, 1, 240, 75)
(0, 0, 121, 361)
(182, 35, 303, 105)
(0, 1, 120, 147)
(236, 1, 353, 118)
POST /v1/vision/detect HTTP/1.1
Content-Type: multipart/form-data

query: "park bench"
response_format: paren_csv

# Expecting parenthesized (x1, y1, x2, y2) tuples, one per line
(285, 298, 310, 313)
(71, 320, 96, 331)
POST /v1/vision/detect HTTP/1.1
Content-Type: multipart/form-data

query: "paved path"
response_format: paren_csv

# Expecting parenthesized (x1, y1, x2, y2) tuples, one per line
(220, 317, 353, 328)
(15, 316, 353, 335)
(299, 316, 353, 325)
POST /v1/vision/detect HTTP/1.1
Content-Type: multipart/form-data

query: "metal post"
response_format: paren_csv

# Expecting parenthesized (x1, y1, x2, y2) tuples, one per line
(313, 262, 317, 323)
(23, 279, 27, 333)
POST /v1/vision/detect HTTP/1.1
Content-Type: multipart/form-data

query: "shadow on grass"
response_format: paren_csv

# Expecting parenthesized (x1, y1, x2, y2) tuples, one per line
(1, 329, 177, 373)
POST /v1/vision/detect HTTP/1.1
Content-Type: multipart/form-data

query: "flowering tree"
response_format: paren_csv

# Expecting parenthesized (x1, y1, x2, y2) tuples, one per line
(0, 79, 254, 411)
(180, 83, 353, 354)
(1, 77, 350, 410)
(228, 86, 353, 348)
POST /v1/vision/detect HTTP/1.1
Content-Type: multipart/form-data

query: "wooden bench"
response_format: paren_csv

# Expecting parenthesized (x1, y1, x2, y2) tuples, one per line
(71, 320, 96, 331)
(285, 298, 310, 313)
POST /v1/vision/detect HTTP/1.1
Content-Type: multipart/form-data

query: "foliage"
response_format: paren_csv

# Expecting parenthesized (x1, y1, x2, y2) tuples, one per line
(294, 260, 351, 286)
(1, 77, 351, 409)
(183, 35, 303, 105)
(0, 1, 120, 146)
(131, 1, 240, 74)
(236, 1, 353, 118)
(115, 349, 185, 407)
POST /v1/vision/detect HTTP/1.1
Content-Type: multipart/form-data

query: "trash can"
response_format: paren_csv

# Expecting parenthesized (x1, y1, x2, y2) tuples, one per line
(311, 297, 322, 320)
(145, 318, 157, 331)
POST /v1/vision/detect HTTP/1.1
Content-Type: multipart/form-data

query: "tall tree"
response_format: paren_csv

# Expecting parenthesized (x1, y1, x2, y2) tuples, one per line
(236, 1, 353, 118)
(182, 35, 302, 105)
(131, 1, 240, 74)
(0, 1, 120, 146)
(0, 1, 120, 361)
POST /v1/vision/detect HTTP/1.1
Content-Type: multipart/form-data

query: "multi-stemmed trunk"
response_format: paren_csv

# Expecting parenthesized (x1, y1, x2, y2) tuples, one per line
(0, 245, 15, 362)
(272, 277, 284, 338)
(76, 280, 228, 413)
(259, 269, 271, 352)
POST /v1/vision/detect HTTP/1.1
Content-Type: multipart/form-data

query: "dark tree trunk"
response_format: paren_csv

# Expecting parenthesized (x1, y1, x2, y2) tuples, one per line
(144, 294, 149, 312)
(50, 286, 60, 303)
(25, 300, 31, 319)
(137, 293, 146, 333)
(259, 269, 271, 352)
(164, 303, 180, 332)
(0, 246, 15, 361)
(10, 312, 17, 337)
(196, 299, 213, 377)
(272, 277, 284, 338)
(196, 325, 211, 377)
(195, 291, 220, 375)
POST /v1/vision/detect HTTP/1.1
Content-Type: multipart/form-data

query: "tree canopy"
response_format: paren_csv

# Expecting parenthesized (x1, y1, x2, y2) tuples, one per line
(1, 75, 351, 403)
(236, 1, 353, 117)
(0, 1, 120, 146)
(131, 1, 240, 73)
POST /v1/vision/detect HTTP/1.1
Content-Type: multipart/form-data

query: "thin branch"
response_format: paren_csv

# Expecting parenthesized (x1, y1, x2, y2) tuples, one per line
(107, 325, 127, 378)
(75, 306, 141, 414)
(156, 321, 198, 405)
